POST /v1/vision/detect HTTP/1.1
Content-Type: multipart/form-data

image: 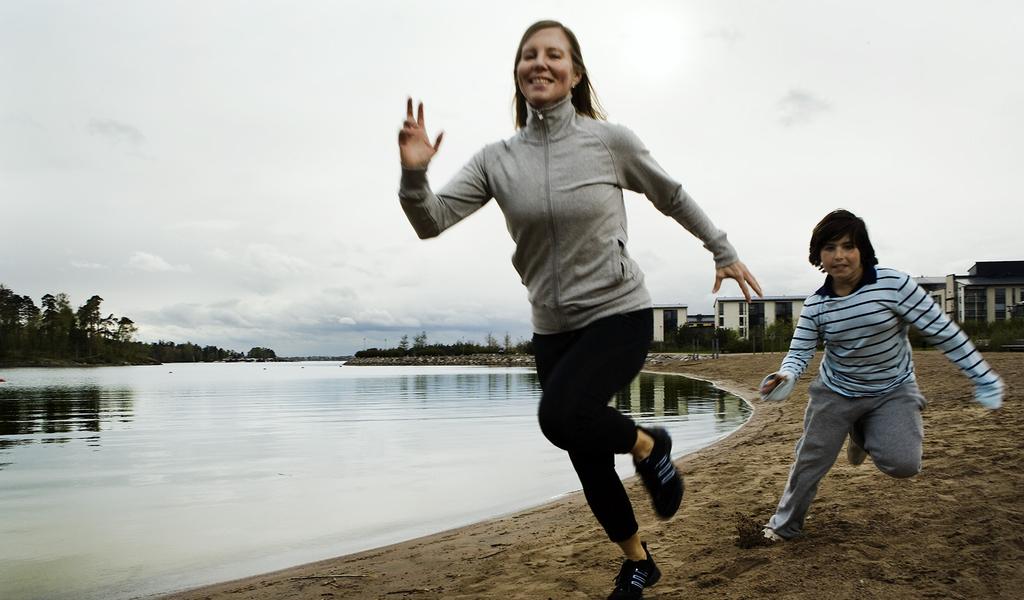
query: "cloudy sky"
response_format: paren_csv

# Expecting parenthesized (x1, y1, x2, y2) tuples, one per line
(2, 1, 1021, 355)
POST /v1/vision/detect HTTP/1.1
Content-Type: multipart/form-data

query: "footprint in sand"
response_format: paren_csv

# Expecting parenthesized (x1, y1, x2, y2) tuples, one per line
(719, 556, 770, 579)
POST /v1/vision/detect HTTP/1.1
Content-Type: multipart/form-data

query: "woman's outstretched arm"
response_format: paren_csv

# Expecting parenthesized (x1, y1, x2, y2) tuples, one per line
(397, 98, 492, 239)
(603, 125, 762, 301)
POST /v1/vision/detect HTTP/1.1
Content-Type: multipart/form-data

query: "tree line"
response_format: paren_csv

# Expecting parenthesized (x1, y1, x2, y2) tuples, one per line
(650, 320, 796, 355)
(355, 325, 793, 359)
(354, 331, 533, 358)
(0, 284, 274, 365)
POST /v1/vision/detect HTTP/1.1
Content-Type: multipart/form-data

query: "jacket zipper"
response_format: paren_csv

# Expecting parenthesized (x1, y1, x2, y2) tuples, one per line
(539, 112, 564, 329)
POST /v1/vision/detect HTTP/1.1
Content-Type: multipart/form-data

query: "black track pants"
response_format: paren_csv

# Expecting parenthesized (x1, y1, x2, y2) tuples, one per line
(532, 309, 652, 542)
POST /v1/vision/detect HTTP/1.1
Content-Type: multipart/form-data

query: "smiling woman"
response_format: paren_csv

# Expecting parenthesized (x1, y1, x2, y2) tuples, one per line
(516, 30, 578, 107)
(511, 20, 600, 128)
(395, 19, 762, 599)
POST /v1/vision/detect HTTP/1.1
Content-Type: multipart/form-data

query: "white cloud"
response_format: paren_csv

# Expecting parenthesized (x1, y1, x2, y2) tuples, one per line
(703, 27, 742, 45)
(169, 220, 241, 233)
(87, 118, 145, 146)
(777, 89, 831, 127)
(207, 243, 311, 293)
(70, 261, 108, 270)
(128, 252, 191, 273)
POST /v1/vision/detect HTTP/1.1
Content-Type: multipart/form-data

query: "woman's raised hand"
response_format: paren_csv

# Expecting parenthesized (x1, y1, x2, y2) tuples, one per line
(712, 260, 763, 303)
(398, 98, 444, 169)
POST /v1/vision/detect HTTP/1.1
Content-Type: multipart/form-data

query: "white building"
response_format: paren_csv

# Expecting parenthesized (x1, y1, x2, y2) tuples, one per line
(916, 261, 1024, 323)
(706, 261, 1022, 343)
(713, 296, 807, 340)
(652, 304, 687, 342)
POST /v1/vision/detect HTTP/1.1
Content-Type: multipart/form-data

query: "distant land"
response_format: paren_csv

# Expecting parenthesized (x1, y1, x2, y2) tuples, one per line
(0, 284, 278, 368)
(277, 356, 353, 362)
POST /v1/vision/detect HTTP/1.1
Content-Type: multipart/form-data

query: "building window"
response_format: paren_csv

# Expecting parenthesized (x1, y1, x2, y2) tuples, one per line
(995, 288, 1006, 321)
(663, 309, 678, 336)
(739, 303, 747, 315)
(748, 303, 765, 342)
(749, 302, 765, 326)
(718, 303, 724, 316)
(964, 288, 987, 322)
(718, 316, 724, 327)
(774, 302, 793, 324)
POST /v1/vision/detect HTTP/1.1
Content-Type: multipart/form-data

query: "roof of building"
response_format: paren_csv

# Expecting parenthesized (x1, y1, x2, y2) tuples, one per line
(652, 303, 687, 309)
(956, 277, 1024, 286)
(913, 277, 947, 286)
(714, 295, 808, 303)
(968, 261, 1024, 277)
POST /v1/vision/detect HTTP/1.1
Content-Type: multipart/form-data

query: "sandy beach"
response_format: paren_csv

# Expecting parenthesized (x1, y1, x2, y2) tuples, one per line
(160, 352, 1022, 600)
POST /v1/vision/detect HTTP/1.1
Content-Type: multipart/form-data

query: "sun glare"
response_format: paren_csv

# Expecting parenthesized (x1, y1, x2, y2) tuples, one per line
(611, 6, 698, 84)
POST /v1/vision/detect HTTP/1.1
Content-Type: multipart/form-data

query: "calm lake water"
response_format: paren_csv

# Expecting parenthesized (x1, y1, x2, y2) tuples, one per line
(0, 361, 750, 600)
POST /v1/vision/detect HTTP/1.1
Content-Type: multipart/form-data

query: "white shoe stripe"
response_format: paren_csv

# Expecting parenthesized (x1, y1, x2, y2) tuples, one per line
(631, 573, 646, 588)
(656, 459, 676, 484)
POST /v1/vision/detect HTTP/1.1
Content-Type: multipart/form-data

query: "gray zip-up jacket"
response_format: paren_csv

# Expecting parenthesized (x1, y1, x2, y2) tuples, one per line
(399, 95, 738, 334)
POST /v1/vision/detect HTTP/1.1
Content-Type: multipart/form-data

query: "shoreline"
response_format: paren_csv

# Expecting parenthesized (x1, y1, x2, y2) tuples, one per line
(341, 353, 536, 367)
(159, 353, 1023, 599)
(341, 352, 715, 368)
(0, 358, 159, 369)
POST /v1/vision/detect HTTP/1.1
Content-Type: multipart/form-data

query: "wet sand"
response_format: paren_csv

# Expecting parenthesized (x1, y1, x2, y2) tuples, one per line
(160, 353, 1022, 599)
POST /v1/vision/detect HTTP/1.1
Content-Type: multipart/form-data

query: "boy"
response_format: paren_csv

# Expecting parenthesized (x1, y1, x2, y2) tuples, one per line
(759, 209, 1004, 541)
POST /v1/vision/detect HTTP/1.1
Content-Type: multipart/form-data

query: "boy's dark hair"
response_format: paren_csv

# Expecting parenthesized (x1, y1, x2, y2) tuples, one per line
(809, 209, 879, 270)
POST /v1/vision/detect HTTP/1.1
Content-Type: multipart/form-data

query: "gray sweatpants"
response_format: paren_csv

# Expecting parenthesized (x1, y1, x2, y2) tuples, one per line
(767, 377, 926, 539)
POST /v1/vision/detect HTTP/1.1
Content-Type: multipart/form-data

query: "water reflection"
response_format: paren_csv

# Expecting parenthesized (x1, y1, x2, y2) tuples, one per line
(0, 364, 750, 600)
(0, 386, 134, 457)
(353, 369, 748, 428)
(362, 370, 541, 408)
(613, 373, 748, 422)
(357, 370, 748, 425)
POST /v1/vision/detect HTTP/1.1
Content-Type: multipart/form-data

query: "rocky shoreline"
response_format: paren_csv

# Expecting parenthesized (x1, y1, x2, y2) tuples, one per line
(342, 353, 536, 367)
(342, 352, 714, 368)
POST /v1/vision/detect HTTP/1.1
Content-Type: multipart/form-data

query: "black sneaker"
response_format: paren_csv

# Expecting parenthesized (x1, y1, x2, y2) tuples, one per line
(608, 542, 661, 599)
(634, 427, 684, 519)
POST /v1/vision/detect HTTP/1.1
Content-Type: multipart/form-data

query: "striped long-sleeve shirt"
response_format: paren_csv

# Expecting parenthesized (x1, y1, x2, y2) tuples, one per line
(779, 266, 1000, 397)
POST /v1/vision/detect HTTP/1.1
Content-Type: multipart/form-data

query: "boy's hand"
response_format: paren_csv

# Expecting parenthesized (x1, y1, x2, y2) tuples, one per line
(975, 377, 1004, 410)
(759, 372, 794, 402)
